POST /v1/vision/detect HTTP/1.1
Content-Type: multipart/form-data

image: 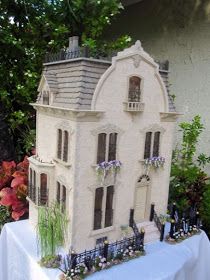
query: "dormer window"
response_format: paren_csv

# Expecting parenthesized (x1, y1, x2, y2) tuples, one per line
(124, 76, 144, 112)
(43, 90, 50, 105)
(129, 76, 141, 102)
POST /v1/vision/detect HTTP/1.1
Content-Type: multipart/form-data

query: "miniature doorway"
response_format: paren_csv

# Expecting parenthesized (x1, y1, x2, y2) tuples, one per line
(134, 175, 150, 223)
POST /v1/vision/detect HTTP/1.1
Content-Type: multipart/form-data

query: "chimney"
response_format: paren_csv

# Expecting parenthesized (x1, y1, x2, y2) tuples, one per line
(68, 36, 79, 52)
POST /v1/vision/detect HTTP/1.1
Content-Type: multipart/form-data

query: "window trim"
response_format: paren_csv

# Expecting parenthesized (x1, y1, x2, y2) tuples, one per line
(126, 74, 144, 103)
(96, 132, 118, 164)
(56, 181, 67, 212)
(93, 185, 115, 231)
(55, 128, 70, 164)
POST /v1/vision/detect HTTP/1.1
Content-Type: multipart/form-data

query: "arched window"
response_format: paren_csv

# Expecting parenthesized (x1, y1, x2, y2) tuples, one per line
(93, 185, 114, 230)
(56, 182, 67, 212)
(153, 132, 160, 157)
(63, 130, 69, 162)
(97, 133, 118, 164)
(144, 131, 161, 159)
(144, 132, 152, 159)
(56, 182, 61, 203)
(40, 173, 48, 205)
(33, 170, 36, 202)
(62, 185, 66, 212)
(97, 133, 107, 163)
(108, 133, 117, 161)
(57, 129, 62, 159)
(128, 76, 141, 102)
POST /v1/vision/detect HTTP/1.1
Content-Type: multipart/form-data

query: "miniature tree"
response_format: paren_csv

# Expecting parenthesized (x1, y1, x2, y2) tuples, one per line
(37, 202, 68, 267)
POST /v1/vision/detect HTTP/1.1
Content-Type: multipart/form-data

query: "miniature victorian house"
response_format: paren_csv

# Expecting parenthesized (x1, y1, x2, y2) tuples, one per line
(28, 37, 179, 252)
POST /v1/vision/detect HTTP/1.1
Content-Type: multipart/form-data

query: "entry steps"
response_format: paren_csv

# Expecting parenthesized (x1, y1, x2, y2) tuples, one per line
(136, 221, 160, 244)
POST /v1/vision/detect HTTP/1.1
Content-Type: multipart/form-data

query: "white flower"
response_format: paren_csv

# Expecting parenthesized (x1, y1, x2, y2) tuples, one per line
(129, 246, 132, 250)
(71, 269, 74, 272)
(99, 263, 103, 267)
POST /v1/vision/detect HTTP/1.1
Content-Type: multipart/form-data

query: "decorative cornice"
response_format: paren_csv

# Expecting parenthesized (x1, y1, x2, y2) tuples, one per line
(28, 155, 55, 167)
(91, 123, 124, 136)
(31, 103, 104, 122)
(140, 123, 166, 134)
(55, 121, 75, 134)
(160, 112, 182, 122)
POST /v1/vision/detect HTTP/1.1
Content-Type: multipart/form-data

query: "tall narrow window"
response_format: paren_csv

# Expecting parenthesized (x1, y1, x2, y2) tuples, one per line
(97, 133, 107, 163)
(43, 91, 49, 105)
(40, 173, 48, 205)
(144, 132, 152, 159)
(94, 187, 104, 230)
(97, 132, 118, 163)
(33, 170, 36, 202)
(105, 186, 114, 227)
(57, 129, 62, 159)
(62, 185, 66, 212)
(129, 76, 141, 102)
(153, 132, 160, 157)
(144, 131, 161, 158)
(108, 133, 117, 161)
(63, 131, 69, 162)
(56, 182, 61, 203)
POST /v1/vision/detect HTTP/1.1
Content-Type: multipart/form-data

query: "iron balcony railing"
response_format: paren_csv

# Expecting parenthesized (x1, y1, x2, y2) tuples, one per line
(44, 47, 115, 63)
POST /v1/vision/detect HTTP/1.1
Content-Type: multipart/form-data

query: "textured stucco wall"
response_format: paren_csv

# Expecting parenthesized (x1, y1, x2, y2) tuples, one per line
(109, 1, 210, 160)
(71, 46, 176, 252)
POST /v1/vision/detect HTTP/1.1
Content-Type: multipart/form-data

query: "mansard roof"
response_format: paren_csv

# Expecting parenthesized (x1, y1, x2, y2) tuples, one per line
(37, 42, 176, 112)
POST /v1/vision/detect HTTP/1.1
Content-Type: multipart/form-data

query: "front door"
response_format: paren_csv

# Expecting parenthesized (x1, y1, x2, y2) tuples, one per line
(134, 185, 147, 223)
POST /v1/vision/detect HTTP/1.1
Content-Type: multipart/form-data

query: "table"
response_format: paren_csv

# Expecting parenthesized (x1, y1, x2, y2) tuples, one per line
(0, 220, 210, 280)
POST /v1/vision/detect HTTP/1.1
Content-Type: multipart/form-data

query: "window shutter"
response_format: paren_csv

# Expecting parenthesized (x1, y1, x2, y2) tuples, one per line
(62, 185, 66, 212)
(56, 182, 61, 203)
(105, 185, 114, 228)
(153, 131, 160, 157)
(94, 187, 104, 230)
(63, 130, 69, 162)
(40, 173, 48, 205)
(108, 133, 117, 161)
(97, 133, 107, 163)
(57, 129, 62, 159)
(144, 132, 152, 159)
(129, 76, 141, 102)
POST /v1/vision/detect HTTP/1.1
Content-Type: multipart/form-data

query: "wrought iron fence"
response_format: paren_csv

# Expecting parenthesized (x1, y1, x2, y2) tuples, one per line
(150, 203, 165, 241)
(62, 233, 145, 273)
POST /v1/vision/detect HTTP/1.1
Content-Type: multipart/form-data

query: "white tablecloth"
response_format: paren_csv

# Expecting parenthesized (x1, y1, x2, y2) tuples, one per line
(0, 220, 210, 280)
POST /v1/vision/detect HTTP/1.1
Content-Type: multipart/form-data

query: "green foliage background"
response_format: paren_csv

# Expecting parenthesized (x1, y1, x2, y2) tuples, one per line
(169, 116, 210, 236)
(0, 0, 130, 159)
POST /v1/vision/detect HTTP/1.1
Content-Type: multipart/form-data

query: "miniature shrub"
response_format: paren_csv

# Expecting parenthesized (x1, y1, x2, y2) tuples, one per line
(169, 115, 210, 234)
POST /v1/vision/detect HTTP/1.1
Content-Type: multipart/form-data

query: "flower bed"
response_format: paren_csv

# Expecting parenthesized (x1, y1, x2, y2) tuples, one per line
(165, 225, 201, 244)
(60, 248, 145, 280)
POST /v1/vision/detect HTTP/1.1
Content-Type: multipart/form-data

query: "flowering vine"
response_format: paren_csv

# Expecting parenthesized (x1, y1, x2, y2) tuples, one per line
(144, 156, 165, 168)
(96, 160, 122, 183)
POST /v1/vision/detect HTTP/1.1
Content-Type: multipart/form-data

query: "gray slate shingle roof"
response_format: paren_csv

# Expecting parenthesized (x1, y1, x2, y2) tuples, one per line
(41, 58, 175, 112)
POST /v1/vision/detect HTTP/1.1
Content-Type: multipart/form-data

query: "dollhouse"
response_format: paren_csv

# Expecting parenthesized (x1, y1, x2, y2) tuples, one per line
(28, 38, 179, 252)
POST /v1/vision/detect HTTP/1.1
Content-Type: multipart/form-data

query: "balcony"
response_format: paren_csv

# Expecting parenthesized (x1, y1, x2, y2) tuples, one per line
(124, 101, 145, 112)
